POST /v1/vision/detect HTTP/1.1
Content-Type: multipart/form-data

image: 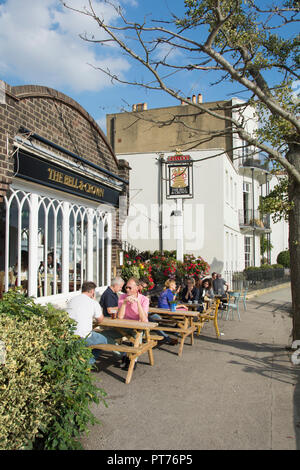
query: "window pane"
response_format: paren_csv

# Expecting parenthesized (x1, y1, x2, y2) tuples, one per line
(8, 196, 18, 288)
(104, 222, 108, 285)
(69, 210, 77, 292)
(37, 201, 46, 297)
(20, 199, 29, 293)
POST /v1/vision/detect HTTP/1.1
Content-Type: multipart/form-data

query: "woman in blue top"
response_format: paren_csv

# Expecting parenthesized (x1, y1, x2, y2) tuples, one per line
(158, 279, 185, 309)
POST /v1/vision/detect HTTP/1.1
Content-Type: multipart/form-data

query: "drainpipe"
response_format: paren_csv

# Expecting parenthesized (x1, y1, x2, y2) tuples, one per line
(158, 153, 164, 253)
(252, 168, 256, 266)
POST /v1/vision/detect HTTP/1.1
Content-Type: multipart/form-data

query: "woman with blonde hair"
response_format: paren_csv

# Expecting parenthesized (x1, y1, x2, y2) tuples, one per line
(157, 278, 185, 309)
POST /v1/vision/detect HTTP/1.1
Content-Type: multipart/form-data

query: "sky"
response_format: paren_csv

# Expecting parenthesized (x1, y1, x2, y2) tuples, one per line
(0, 0, 298, 134)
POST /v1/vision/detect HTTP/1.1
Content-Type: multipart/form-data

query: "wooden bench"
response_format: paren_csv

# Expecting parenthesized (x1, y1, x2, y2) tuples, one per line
(148, 307, 198, 356)
(193, 298, 221, 338)
(91, 317, 159, 384)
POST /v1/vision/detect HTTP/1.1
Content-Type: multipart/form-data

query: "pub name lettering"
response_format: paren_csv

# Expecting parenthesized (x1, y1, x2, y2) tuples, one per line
(47, 168, 105, 198)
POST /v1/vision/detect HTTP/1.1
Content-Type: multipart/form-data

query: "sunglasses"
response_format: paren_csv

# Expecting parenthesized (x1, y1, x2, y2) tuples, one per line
(125, 286, 133, 290)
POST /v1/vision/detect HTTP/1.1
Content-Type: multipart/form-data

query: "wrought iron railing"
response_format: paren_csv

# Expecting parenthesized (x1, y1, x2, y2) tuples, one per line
(239, 209, 270, 229)
(224, 268, 290, 291)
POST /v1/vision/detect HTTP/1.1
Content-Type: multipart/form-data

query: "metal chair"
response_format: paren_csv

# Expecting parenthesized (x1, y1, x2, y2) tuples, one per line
(242, 288, 248, 310)
(225, 292, 241, 321)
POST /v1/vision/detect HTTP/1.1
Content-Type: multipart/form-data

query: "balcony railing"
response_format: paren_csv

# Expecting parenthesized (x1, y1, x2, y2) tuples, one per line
(241, 157, 270, 171)
(239, 209, 270, 229)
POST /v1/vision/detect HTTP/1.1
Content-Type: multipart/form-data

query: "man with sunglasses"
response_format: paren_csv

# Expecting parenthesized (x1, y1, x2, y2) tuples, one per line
(118, 277, 149, 322)
(118, 277, 149, 370)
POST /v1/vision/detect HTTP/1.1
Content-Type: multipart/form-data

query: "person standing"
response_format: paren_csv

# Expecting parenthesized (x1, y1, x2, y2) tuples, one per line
(212, 272, 229, 296)
(66, 281, 107, 370)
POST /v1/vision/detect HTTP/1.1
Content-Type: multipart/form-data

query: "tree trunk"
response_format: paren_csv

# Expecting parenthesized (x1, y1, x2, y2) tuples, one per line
(287, 143, 300, 341)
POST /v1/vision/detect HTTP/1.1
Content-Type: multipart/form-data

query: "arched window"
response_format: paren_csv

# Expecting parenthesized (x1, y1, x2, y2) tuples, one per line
(3, 187, 112, 298)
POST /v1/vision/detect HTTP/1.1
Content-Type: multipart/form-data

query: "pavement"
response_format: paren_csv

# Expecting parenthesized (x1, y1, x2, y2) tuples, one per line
(82, 286, 300, 450)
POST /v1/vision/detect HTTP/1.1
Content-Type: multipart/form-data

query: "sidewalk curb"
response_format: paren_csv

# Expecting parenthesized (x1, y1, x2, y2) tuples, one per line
(246, 282, 291, 300)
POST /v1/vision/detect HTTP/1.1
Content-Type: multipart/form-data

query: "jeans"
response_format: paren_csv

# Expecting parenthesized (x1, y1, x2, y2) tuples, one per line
(148, 313, 170, 339)
(84, 331, 108, 365)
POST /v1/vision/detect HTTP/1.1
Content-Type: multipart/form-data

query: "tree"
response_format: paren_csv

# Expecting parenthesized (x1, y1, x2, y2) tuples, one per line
(62, 0, 300, 340)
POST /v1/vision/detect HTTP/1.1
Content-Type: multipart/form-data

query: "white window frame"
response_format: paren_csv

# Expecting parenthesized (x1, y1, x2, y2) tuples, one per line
(4, 184, 113, 303)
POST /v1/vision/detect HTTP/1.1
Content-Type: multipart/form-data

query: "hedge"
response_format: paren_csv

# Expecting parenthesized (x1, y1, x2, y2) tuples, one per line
(0, 290, 107, 450)
(277, 250, 290, 268)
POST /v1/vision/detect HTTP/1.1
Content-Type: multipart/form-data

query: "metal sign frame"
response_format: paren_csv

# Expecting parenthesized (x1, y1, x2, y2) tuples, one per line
(165, 155, 194, 199)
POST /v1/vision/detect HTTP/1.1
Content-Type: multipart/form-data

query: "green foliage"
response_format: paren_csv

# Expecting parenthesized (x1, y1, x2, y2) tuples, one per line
(0, 290, 106, 450)
(244, 264, 283, 272)
(0, 315, 53, 450)
(260, 235, 273, 256)
(259, 176, 293, 222)
(121, 250, 210, 286)
(277, 250, 290, 267)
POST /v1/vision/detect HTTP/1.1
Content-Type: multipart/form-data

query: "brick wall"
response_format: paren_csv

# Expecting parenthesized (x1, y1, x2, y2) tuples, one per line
(0, 80, 130, 275)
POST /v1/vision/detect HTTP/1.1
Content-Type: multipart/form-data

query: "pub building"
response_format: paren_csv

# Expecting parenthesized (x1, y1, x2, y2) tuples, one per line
(0, 81, 130, 306)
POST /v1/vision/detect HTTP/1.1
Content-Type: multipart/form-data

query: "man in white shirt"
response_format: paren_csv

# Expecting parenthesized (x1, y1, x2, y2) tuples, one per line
(66, 281, 108, 368)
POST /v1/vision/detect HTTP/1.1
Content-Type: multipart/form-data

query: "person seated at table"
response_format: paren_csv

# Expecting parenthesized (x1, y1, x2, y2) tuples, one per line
(66, 281, 108, 371)
(198, 278, 214, 312)
(157, 279, 186, 309)
(181, 277, 199, 303)
(100, 277, 124, 317)
(117, 277, 150, 370)
(140, 278, 178, 346)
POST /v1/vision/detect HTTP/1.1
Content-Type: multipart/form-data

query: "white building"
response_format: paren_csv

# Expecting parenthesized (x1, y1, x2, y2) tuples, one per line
(118, 147, 288, 277)
(107, 96, 289, 278)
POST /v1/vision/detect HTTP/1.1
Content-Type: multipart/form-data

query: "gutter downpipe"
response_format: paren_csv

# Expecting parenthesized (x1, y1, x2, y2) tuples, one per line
(158, 153, 164, 253)
(252, 167, 256, 266)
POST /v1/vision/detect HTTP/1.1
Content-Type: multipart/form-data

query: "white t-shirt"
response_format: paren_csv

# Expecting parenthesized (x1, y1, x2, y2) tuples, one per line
(66, 293, 103, 338)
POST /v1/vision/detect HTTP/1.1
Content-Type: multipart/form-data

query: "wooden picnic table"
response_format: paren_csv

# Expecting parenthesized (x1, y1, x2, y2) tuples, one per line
(181, 302, 202, 311)
(148, 307, 199, 356)
(93, 317, 158, 384)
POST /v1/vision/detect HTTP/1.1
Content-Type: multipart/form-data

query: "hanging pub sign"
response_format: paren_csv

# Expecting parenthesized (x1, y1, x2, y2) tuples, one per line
(166, 154, 194, 199)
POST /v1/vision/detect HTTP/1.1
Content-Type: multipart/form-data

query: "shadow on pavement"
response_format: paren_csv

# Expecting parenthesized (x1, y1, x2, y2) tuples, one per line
(248, 298, 292, 315)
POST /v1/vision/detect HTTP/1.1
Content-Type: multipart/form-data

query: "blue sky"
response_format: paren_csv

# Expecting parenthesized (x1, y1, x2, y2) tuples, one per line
(0, 0, 298, 134)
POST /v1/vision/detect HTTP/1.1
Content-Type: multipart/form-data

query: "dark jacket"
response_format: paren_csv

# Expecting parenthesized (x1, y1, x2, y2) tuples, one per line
(181, 286, 199, 302)
(198, 286, 214, 301)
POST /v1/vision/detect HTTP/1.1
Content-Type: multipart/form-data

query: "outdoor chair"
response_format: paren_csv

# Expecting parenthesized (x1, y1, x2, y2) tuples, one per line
(224, 292, 241, 321)
(242, 288, 248, 310)
(194, 298, 221, 338)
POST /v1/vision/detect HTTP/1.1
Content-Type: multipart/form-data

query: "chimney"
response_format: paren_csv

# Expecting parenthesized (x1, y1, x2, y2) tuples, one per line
(192, 94, 196, 103)
(134, 102, 148, 112)
(198, 93, 203, 103)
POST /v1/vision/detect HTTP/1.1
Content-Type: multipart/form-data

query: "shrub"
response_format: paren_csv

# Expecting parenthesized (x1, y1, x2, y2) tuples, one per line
(0, 290, 107, 450)
(277, 250, 290, 268)
(0, 316, 53, 450)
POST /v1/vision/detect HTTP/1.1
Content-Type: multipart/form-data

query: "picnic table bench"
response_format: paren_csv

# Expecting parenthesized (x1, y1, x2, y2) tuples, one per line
(193, 298, 221, 338)
(148, 307, 198, 356)
(92, 317, 158, 384)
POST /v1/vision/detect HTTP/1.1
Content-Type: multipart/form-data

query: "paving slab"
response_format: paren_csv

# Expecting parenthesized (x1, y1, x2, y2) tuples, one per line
(82, 287, 300, 450)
